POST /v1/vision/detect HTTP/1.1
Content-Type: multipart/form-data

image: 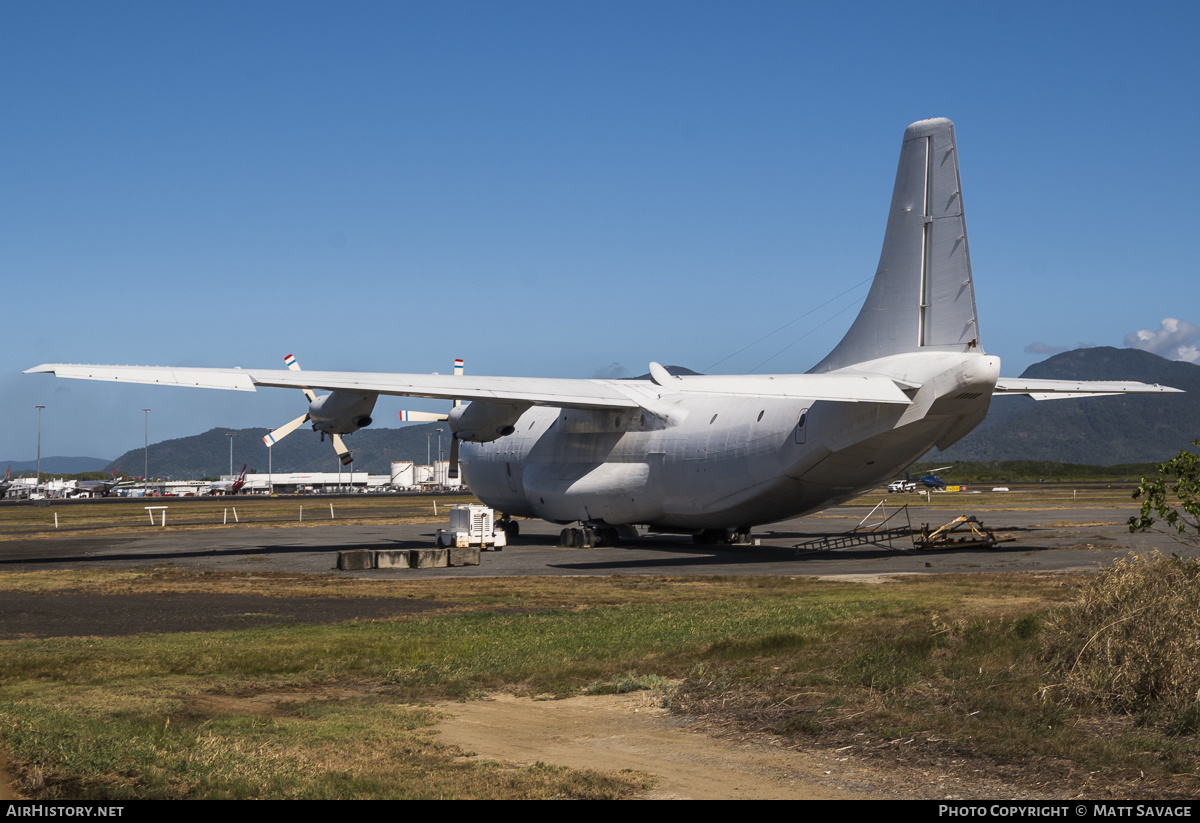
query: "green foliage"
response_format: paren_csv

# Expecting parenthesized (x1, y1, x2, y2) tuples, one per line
(1129, 440, 1200, 539)
(1043, 552, 1200, 726)
(585, 671, 673, 696)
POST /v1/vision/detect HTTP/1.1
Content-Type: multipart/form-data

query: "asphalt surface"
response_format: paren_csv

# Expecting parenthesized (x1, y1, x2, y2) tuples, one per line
(1, 503, 1191, 579)
(3, 500, 1197, 640)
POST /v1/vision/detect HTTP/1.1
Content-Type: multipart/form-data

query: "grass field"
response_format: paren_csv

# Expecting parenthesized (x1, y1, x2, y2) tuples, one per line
(3, 484, 1198, 799)
(0, 493, 480, 540)
(2, 567, 1199, 798)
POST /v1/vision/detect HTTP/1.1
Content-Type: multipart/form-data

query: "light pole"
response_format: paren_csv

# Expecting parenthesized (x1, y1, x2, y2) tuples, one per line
(142, 409, 151, 485)
(436, 428, 444, 486)
(226, 432, 236, 477)
(35, 405, 44, 489)
(426, 431, 433, 483)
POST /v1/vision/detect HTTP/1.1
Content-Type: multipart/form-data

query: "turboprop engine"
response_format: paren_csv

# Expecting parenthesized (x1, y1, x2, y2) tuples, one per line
(448, 401, 529, 443)
(261, 354, 378, 465)
(307, 391, 376, 434)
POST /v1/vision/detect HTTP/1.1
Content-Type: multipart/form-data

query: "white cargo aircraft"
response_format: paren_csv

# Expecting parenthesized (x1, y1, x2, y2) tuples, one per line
(26, 119, 1181, 546)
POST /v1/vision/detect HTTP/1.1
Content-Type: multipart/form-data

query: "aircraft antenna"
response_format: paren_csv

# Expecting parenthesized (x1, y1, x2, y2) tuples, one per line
(748, 297, 862, 373)
(701, 275, 872, 373)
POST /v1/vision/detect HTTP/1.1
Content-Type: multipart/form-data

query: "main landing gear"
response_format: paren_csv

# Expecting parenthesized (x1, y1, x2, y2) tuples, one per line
(692, 528, 752, 546)
(557, 525, 622, 548)
(496, 516, 520, 543)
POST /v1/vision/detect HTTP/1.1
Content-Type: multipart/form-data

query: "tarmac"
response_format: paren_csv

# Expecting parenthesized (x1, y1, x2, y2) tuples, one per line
(1, 503, 1193, 580)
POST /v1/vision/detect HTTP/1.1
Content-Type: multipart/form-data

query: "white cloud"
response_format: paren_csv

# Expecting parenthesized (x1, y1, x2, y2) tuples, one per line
(1124, 318, 1200, 363)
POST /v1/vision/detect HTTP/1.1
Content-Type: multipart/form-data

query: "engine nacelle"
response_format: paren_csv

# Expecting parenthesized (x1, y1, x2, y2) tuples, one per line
(308, 391, 378, 434)
(449, 401, 529, 442)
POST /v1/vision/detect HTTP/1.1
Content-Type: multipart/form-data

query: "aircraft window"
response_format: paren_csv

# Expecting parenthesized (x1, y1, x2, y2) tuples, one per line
(710, 414, 718, 424)
(798, 413, 807, 427)
(756, 410, 765, 422)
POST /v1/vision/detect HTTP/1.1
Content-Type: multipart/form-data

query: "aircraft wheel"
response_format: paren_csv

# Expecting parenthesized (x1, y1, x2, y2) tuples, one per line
(558, 528, 573, 548)
(596, 527, 620, 548)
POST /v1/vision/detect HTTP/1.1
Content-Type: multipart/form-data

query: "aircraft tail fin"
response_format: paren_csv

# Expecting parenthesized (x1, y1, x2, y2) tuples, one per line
(811, 118, 981, 373)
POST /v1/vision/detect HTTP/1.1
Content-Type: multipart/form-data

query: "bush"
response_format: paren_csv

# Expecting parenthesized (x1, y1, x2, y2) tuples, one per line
(1043, 552, 1200, 727)
(1129, 440, 1200, 541)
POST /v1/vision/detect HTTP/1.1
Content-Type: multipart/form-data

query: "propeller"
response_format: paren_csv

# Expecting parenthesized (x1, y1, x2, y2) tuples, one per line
(262, 354, 371, 466)
(398, 358, 463, 481)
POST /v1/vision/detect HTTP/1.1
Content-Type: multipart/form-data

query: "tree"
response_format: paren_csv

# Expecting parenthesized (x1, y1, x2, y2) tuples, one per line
(1129, 440, 1200, 541)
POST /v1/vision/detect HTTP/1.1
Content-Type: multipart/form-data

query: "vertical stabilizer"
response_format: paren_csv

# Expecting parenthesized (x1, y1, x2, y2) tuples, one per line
(811, 118, 981, 373)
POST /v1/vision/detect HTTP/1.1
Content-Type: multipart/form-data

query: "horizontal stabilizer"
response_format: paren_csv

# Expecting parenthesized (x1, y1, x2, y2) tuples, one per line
(994, 377, 1184, 401)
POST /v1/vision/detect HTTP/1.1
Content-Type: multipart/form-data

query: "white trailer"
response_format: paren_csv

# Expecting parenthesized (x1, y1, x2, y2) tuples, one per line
(435, 504, 506, 550)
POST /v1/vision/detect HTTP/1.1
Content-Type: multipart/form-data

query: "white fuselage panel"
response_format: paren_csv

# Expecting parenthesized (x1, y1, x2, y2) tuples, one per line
(461, 353, 1000, 530)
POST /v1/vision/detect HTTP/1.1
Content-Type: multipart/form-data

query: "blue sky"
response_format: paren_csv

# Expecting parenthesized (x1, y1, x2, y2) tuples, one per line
(4, 1, 1198, 461)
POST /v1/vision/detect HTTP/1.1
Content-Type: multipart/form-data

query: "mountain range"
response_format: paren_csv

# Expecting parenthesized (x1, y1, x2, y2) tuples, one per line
(933, 347, 1199, 463)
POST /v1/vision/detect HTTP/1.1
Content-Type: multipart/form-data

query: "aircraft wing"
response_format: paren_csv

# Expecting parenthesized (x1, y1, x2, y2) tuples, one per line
(24, 363, 644, 410)
(993, 377, 1184, 401)
(25, 363, 914, 409)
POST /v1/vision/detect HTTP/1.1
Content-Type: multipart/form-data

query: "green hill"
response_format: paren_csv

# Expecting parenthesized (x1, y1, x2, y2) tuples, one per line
(111, 424, 448, 479)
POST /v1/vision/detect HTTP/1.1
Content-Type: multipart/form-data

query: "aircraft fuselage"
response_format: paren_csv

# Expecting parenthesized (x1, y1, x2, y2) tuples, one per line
(462, 352, 1000, 531)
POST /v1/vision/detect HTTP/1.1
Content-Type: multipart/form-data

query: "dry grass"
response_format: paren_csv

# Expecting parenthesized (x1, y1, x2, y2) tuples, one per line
(0, 494, 480, 541)
(1042, 551, 1200, 731)
(5, 569, 1200, 798)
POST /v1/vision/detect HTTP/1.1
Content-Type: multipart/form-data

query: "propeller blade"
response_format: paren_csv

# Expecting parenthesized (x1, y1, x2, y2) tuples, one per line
(448, 436, 459, 481)
(284, 353, 318, 403)
(263, 413, 310, 447)
(453, 358, 464, 409)
(331, 433, 354, 466)
(399, 410, 449, 422)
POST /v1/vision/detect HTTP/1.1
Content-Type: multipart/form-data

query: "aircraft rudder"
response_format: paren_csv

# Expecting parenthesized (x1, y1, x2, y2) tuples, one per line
(811, 118, 982, 372)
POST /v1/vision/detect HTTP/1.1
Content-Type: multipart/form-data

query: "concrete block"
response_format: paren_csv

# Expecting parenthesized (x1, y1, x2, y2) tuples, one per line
(410, 549, 449, 568)
(448, 547, 480, 567)
(337, 550, 374, 571)
(375, 550, 411, 569)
